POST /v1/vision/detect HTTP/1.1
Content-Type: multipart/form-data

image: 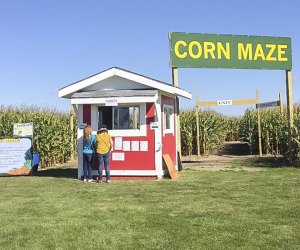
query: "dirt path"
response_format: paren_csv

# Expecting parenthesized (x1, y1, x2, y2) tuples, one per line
(50, 155, 287, 172)
(181, 154, 288, 171)
(181, 141, 289, 171)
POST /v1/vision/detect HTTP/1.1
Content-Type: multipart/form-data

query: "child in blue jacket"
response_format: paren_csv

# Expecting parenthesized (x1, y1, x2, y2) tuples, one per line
(83, 125, 96, 182)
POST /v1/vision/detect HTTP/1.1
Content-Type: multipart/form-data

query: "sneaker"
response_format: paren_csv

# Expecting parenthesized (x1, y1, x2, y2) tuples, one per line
(83, 179, 87, 182)
(98, 180, 102, 183)
(106, 180, 111, 183)
(88, 179, 93, 182)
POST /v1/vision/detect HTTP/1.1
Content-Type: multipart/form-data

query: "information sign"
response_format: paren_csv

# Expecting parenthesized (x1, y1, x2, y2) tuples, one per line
(0, 138, 32, 176)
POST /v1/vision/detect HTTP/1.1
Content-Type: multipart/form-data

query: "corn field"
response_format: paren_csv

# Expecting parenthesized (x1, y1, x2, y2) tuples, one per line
(180, 106, 300, 165)
(1, 105, 299, 168)
(239, 106, 300, 163)
(0, 105, 77, 168)
(181, 109, 229, 155)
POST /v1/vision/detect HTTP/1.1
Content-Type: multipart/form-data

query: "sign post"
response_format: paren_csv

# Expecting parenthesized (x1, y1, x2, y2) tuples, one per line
(195, 93, 200, 158)
(286, 70, 294, 160)
(256, 90, 262, 156)
(279, 92, 284, 115)
(170, 32, 294, 161)
(171, 67, 182, 168)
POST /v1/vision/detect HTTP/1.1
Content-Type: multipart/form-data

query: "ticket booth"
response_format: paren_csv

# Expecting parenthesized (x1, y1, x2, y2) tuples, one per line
(58, 67, 191, 180)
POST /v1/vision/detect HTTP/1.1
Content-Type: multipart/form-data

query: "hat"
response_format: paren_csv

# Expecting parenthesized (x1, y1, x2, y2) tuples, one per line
(98, 124, 108, 133)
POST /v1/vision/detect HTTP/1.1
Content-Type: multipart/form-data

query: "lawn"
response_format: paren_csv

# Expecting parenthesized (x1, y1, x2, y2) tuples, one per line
(0, 166, 299, 249)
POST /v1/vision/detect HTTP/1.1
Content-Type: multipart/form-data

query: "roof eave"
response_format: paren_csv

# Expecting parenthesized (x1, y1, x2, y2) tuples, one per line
(58, 67, 192, 99)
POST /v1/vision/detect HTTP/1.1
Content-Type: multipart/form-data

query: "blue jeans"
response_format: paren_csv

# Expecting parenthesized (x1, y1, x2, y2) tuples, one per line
(97, 152, 111, 181)
(83, 153, 93, 180)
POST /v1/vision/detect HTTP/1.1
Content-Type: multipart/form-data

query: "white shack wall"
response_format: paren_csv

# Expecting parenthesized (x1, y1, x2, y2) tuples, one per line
(77, 104, 84, 180)
(84, 76, 150, 91)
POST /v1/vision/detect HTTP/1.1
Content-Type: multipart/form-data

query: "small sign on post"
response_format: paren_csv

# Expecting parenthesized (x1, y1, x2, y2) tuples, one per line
(150, 122, 159, 130)
(256, 101, 280, 109)
(13, 122, 33, 138)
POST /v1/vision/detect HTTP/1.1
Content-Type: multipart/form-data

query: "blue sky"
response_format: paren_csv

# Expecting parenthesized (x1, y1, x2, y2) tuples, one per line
(1, 0, 299, 116)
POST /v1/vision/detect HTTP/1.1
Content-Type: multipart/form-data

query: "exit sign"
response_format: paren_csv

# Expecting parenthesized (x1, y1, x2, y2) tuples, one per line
(217, 100, 232, 106)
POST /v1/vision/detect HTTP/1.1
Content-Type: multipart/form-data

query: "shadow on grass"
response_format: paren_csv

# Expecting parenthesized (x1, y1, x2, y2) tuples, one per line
(250, 156, 291, 168)
(228, 156, 292, 169)
(217, 142, 251, 156)
(0, 168, 78, 179)
(32, 168, 78, 179)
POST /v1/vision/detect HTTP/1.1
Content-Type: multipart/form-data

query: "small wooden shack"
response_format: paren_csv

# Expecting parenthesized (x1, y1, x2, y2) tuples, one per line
(58, 67, 191, 180)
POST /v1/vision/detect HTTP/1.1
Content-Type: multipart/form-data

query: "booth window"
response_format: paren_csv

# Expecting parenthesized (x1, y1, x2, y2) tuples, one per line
(98, 106, 140, 130)
(163, 105, 174, 135)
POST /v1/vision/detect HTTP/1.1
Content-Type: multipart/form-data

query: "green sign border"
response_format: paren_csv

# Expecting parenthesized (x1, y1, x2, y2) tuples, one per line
(169, 32, 292, 70)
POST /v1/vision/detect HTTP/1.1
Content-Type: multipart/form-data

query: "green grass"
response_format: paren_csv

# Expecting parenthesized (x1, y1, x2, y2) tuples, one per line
(0, 168, 299, 249)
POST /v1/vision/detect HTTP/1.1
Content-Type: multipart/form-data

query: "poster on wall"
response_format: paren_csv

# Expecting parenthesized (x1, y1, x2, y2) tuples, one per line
(114, 137, 123, 150)
(131, 141, 139, 151)
(140, 141, 148, 151)
(112, 152, 125, 161)
(0, 138, 32, 176)
(123, 141, 130, 151)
